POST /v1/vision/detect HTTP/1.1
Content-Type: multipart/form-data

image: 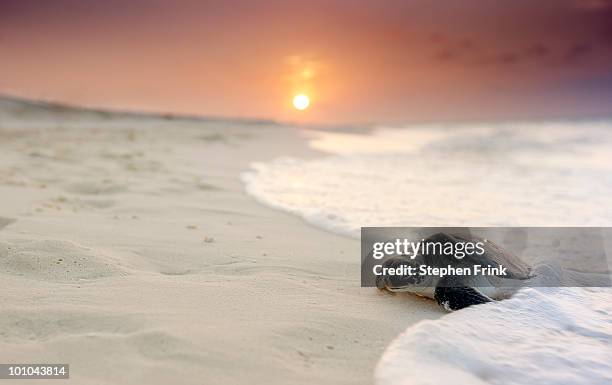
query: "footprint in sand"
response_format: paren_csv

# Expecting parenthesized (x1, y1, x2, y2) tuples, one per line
(130, 331, 204, 362)
(46, 196, 116, 211)
(0, 239, 124, 282)
(64, 180, 126, 195)
(0, 310, 143, 342)
(0, 217, 16, 231)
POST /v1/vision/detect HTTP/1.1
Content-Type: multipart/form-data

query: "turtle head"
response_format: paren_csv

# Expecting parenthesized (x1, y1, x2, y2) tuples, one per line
(375, 256, 428, 292)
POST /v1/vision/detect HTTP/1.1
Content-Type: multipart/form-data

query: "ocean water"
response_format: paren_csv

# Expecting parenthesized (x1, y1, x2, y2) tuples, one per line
(243, 122, 612, 237)
(242, 121, 612, 384)
(375, 287, 612, 385)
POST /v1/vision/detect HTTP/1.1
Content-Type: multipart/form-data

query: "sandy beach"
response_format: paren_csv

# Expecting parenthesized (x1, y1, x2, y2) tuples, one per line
(3, 2, 612, 383)
(0, 97, 442, 384)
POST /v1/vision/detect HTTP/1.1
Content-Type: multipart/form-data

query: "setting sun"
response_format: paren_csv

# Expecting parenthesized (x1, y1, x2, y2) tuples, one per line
(292, 94, 310, 111)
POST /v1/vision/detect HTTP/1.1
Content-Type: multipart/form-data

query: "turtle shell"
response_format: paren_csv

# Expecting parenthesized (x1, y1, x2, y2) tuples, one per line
(419, 232, 532, 280)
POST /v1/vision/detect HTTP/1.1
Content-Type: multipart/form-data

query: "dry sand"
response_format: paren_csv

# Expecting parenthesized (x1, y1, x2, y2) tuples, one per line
(0, 97, 442, 385)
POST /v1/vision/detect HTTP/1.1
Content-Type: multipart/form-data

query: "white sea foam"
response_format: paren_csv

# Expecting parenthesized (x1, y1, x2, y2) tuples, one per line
(375, 287, 612, 385)
(243, 121, 612, 237)
(242, 120, 612, 384)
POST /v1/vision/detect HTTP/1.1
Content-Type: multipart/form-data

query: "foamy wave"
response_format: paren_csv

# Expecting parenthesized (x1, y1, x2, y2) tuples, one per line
(242, 121, 612, 237)
(376, 287, 612, 385)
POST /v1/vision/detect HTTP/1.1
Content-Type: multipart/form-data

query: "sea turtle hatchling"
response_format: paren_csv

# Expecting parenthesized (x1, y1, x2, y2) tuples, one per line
(375, 232, 534, 311)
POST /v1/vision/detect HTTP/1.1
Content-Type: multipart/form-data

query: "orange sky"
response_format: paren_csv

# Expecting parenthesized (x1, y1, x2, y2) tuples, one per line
(1, 0, 611, 124)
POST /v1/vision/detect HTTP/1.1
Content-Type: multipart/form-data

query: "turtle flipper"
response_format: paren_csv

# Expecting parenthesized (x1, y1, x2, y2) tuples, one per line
(434, 285, 492, 311)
